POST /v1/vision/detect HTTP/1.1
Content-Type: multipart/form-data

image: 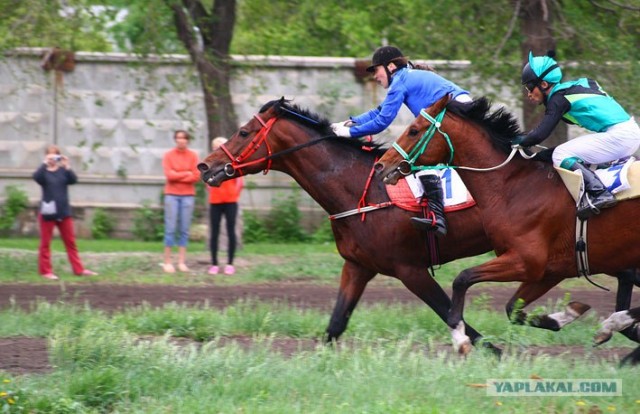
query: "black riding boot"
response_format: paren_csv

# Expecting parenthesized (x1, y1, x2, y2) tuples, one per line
(410, 174, 448, 236)
(570, 162, 617, 220)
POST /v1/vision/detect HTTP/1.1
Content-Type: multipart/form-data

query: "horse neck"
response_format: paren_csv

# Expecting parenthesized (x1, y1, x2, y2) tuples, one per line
(270, 126, 380, 214)
(448, 128, 543, 208)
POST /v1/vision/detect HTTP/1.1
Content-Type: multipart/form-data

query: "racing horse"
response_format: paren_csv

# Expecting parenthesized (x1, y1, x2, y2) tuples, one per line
(374, 96, 640, 362)
(197, 98, 506, 353)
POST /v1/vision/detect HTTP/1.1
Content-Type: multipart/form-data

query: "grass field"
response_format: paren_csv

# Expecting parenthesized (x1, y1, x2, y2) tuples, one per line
(0, 237, 617, 290)
(1, 237, 637, 413)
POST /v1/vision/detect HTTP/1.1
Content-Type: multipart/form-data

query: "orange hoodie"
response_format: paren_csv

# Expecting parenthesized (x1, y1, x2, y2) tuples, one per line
(163, 147, 200, 196)
(209, 177, 244, 204)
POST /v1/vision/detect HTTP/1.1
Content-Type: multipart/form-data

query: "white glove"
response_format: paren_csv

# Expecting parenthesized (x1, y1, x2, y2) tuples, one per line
(331, 122, 352, 137)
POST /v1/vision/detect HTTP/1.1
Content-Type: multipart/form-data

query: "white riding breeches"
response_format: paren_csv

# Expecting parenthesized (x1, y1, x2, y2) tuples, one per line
(552, 117, 640, 167)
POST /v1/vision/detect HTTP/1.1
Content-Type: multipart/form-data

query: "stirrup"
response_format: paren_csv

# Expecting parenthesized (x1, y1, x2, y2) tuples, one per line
(410, 217, 447, 236)
(577, 194, 617, 220)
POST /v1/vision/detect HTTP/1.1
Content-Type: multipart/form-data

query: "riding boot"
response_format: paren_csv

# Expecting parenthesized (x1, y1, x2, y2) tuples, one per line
(410, 174, 448, 236)
(570, 162, 617, 220)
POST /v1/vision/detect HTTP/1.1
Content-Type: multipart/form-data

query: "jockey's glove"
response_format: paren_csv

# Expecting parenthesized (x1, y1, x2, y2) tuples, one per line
(511, 134, 530, 147)
(331, 122, 352, 137)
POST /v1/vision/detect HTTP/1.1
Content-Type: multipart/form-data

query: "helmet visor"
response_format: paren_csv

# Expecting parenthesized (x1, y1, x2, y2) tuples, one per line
(523, 81, 537, 94)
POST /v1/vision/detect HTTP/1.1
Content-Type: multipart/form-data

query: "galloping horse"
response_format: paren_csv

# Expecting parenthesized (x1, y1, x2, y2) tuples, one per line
(197, 98, 503, 352)
(374, 96, 640, 361)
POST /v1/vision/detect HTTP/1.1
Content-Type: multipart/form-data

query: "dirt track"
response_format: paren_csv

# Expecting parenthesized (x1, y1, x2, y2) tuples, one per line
(1, 282, 638, 374)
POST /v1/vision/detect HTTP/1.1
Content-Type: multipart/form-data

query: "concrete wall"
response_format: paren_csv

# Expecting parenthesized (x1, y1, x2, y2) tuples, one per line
(0, 49, 521, 238)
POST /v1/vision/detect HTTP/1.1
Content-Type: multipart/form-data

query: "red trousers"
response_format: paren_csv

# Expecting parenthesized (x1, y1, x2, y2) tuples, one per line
(38, 214, 84, 275)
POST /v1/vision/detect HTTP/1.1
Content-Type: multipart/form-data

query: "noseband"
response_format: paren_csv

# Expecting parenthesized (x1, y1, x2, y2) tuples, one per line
(218, 114, 276, 177)
(392, 108, 453, 175)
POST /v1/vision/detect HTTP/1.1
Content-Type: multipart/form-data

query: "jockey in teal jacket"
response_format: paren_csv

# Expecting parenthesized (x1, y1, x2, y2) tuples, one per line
(515, 51, 640, 219)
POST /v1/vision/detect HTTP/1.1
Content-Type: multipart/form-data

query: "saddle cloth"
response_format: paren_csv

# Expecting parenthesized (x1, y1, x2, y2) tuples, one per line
(556, 158, 640, 204)
(386, 168, 475, 213)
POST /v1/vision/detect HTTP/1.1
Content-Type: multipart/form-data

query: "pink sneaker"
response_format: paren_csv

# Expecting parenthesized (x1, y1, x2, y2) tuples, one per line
(208, 265, 219, 275)
(223, 265, 235, 275)
(77, 270, 98, 276)
(42, 273, 59, 280)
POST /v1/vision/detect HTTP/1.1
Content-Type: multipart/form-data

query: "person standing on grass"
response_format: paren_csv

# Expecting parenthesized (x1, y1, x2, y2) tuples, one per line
(162, 130, 200, 273)
(33, 144, 98, 280)
(207, 137, 244, 275)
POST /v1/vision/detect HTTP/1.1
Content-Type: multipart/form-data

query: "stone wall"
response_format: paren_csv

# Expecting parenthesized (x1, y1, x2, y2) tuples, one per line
(0, 49, 522, 238)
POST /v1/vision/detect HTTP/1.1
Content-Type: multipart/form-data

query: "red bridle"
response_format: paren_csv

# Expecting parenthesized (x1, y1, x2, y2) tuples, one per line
(218, 114, 276, 177)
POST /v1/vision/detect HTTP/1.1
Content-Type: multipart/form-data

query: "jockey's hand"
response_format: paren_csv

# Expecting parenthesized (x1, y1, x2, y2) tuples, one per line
(511, 134, 529, 147)
(331, 122, 352, 137)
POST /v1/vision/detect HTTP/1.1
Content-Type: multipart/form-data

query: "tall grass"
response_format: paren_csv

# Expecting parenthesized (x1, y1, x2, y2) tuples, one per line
(0, 299, 634, 348)
(3, 321, 639, 413)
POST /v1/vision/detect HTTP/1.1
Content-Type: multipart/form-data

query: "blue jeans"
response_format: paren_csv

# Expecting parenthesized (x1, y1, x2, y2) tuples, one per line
(164, 195, 195, 247)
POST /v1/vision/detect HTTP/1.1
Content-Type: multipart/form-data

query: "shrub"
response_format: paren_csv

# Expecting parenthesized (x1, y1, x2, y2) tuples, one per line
(264, 191, 309, 242)
(0, 185, 29, 231)
(243, 211, 268, 243)
(310, 219, 335, 243)
(133, 201, 164, 241)
(91, 208, 114, 239)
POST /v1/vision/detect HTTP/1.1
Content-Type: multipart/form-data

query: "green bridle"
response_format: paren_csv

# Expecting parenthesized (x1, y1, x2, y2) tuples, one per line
(391, 108, 453, 174)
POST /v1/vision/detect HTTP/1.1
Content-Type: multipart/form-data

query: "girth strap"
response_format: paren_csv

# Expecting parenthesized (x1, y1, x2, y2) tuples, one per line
(575, 217, 609, 291)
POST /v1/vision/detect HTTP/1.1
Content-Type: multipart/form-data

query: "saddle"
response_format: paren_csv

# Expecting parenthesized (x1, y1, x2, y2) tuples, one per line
(556, 157, 640, 204)
(385, 168, 475, 213)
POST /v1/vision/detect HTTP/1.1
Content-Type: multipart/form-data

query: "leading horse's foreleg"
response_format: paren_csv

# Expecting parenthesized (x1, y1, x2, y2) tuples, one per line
(324, 260, 376, 344)
(397, 267, 501, 357)
(505, 278, 590, 331)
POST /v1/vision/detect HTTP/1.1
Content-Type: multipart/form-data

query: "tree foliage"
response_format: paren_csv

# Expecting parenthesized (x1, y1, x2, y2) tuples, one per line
(0, 0, 638, 114)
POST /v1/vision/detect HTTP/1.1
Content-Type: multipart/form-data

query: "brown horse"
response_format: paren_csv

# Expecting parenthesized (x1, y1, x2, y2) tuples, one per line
(197, 98, 504, 353)
(374, 96, 640, 359)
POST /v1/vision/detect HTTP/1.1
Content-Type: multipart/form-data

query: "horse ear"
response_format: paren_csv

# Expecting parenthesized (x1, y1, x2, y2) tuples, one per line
(279, 96, 285, 104)
(425, 95, 451, 117)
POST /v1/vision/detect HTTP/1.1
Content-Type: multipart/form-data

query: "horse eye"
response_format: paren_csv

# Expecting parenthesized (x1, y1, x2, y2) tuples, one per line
(239, 130, 249, 138)
(409, 128, 419, 137)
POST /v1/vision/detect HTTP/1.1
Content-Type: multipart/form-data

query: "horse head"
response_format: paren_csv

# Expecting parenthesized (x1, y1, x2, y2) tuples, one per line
(374, 95, 451, 184)
(198, 97, 287, 186)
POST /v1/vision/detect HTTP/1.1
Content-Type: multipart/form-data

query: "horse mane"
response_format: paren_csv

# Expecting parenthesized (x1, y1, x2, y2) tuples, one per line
(446, 97, 522, 154)
(259, 99, 386, 156)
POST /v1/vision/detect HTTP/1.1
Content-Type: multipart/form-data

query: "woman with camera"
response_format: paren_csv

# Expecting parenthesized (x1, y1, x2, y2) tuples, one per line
(33, 144, 97, 280)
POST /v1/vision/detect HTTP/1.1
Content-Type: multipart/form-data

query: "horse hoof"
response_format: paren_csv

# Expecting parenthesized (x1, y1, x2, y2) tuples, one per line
(458, 340, 473, 356)
(593, 330, 613, 347)
(567, 301, 591, 316)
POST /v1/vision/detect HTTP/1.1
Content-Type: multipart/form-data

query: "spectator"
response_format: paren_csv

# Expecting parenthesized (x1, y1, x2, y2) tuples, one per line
(33, 144, 98, 280)
(162, 130, 200, 273)
(207, 137, 244, 275)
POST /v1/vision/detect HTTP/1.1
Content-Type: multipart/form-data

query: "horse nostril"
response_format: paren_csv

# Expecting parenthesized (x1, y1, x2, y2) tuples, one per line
(197, 163, 209, 172)
(374, 162, 384, 173)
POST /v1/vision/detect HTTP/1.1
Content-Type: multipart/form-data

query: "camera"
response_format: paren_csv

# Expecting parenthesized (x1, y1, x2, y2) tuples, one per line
(53, 155, 62, 162)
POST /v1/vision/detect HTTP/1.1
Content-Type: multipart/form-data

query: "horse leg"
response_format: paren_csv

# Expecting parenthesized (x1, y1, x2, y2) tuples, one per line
(324, 260, 376, 343)
(397, 268, 502, 357)
(593, 268, 640, 346)
(594, 307, 640, 346)
(505, 278, 589, 331)
(447, 254, 536, 354)
(620, 345, 640, 367)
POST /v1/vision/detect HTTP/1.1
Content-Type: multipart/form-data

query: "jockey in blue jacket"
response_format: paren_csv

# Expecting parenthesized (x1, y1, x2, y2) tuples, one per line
(514, 51, 640, 219)
(331, 45, 472, 236)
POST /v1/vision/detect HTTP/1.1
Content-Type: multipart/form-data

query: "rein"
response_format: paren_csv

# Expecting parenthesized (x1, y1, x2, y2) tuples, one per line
(393, 108, 536, 176)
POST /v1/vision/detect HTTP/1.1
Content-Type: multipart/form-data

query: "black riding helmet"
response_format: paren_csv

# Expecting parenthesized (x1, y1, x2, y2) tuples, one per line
(366, 46, 405, 73)
(521, 63, 539, 92)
